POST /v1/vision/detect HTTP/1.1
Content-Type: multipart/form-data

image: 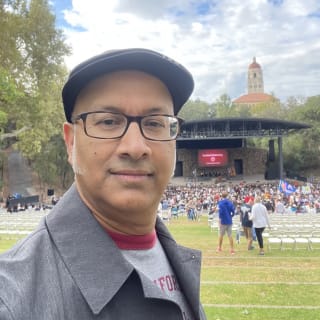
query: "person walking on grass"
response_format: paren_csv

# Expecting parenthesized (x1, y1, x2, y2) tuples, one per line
(216, 191, 235, 255)
(249, 196, 271, 255)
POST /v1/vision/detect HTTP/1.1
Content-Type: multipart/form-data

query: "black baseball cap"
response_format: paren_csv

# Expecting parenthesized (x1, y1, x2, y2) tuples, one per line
(62, 48, 194, 122)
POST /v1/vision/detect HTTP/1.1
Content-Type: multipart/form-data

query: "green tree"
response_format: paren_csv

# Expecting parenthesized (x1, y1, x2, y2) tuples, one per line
(0, 0, 27, 75)
(0, 0, 71, 192)
(14, 0, 70, 159)
(281, 95, 320, 175)
(214, 94, 234, 118)
(33, 134, 73, 192)
(0, 0, 70, 153)
(232, 103, 252, 117)
(178, 99, 212, 120)
(0, 66, 26, 149)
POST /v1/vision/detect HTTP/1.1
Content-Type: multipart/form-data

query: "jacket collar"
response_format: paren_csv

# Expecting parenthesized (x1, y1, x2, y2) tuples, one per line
(46, 184, 202, 316)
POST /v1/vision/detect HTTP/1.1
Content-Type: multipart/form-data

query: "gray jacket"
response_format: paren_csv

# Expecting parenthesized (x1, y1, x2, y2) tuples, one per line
(0, 185, 206, 319)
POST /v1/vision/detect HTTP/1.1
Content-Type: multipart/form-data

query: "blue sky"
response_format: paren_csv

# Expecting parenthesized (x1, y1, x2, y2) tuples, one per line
(51, 0, 320, 103)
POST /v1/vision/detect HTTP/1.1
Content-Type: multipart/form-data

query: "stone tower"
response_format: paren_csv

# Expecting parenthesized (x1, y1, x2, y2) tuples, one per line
(247, 57, 264, 94)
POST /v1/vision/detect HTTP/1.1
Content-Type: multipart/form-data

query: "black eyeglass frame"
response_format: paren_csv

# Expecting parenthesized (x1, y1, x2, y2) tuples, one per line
(71, 111, 184, 141)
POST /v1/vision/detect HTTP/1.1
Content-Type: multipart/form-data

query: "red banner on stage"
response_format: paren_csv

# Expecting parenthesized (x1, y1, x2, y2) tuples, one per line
(198, 149, 228, 167)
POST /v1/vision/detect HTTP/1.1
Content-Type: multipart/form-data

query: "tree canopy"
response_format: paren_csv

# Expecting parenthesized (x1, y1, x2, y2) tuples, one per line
(0, 0, 72, 191)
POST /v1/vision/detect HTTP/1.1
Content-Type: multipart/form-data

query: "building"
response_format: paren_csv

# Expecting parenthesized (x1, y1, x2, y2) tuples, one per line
(176, 118, 309, 180)
(233, 57, 277, 106)
(175, 58, 310, 181)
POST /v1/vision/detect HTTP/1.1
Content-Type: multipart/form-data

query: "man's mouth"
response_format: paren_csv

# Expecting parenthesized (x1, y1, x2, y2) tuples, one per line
(109, 169, 153, 182)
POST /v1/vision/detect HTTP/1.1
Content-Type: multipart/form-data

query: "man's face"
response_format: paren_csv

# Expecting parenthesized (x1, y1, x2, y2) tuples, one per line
(63, 71, 176, 233)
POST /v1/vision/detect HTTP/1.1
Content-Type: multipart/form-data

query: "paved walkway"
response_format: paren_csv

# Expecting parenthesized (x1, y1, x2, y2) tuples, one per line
(7, 150, 35, 196)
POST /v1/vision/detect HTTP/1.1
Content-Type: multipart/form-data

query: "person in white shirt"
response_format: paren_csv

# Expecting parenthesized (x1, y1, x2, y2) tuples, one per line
(249, 196, 271, 255)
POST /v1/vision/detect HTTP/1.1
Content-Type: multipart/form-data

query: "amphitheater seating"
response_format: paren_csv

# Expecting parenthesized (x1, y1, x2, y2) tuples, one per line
(0, 208, 48, 239)
(265, 213, 320, 251)
(309, 231, 320, 250)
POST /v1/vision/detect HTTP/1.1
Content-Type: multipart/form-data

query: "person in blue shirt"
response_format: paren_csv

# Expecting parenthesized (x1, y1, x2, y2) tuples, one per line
(216, 191, 235, 254)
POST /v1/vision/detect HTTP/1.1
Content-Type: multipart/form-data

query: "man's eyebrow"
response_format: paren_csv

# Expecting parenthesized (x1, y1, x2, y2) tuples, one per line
(91, 105, 171, 114)
(92, 105, 119, 112)
(145, 107, 170, 114)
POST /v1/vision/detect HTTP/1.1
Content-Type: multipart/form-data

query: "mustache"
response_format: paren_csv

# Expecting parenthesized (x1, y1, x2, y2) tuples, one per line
(109, 162, 155, 175)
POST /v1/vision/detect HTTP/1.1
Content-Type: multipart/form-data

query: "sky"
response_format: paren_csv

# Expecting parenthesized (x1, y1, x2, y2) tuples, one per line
(51, 0, 320, 104)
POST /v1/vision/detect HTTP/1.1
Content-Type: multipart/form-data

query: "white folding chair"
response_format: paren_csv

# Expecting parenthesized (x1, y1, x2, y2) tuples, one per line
(266, 230, 282, 251)
(309, 231, 320, 250)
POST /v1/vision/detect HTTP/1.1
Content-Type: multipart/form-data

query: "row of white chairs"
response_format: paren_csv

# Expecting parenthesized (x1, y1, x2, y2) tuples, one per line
(0, 210, 47, 239)
(207, 212, 320, 251)
(267, 213, 320, 250)
(265, 229, 320, 251)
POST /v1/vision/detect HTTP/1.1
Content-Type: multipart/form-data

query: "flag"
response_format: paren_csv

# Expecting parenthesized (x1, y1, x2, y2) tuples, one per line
(301, 184, 311, 194)
(278, 180, 296, 195)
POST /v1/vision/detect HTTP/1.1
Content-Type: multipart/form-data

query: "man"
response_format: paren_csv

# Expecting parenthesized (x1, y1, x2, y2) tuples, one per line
(216, 191, 235, 254)
(0, 49, 206, 319)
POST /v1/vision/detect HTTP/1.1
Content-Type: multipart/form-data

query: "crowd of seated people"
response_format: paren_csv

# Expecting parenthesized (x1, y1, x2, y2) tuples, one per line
(3, 194, 60, 213)
(157, 179, 320, 222)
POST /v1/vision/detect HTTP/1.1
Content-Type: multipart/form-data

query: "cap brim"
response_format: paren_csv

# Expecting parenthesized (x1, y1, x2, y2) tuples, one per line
(62, 48, 194, 122)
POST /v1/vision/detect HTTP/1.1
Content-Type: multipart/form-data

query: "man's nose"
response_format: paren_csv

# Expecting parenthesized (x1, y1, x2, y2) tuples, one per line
(117, 122, 151, 159)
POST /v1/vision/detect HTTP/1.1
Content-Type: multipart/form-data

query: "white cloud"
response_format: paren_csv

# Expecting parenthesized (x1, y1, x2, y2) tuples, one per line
(57, 0, 320, 103)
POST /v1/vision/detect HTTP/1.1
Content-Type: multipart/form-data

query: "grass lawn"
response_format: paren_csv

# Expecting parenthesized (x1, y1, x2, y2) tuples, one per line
(1, 214, 320, 320)
(167, 216, 320, 320)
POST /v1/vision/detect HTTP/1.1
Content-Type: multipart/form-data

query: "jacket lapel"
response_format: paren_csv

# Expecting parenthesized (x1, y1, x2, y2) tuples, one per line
(45, 185, 134, 314)
(156, 218, 202, 318)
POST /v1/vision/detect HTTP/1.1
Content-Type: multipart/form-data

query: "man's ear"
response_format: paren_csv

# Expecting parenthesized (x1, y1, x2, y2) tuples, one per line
(63, 122, 75, 165)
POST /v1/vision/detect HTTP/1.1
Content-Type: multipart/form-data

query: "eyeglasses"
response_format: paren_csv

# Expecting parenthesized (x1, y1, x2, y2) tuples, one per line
(72, 111, 184, 141)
